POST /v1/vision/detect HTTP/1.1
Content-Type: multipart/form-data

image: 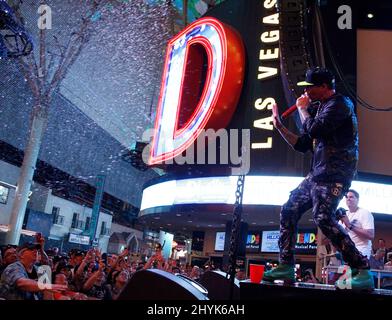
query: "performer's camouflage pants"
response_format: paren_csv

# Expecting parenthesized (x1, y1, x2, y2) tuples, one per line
(279, 175, 369, 269)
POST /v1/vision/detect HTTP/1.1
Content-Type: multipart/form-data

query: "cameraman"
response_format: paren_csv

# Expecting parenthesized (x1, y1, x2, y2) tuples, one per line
(338, 189, 374, 258)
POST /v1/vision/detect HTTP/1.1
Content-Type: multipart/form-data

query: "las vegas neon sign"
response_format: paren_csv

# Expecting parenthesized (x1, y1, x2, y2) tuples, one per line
(149, 17, 245, 165)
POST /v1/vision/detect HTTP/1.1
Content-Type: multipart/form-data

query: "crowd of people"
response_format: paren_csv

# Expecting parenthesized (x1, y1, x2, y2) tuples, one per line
(1, 233, 391, 300)
(0, 240, 131, 300)
(1, 156, 391, 300)
(0, 238, 218, 300)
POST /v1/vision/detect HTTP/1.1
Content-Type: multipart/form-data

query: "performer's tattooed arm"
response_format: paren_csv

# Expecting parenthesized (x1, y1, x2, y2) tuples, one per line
(272, 103, 299, 148)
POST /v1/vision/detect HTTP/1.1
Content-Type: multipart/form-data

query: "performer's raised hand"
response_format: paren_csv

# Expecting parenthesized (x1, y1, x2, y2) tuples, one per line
(296, 93, 310, 110)
(272, 103, 283, 130)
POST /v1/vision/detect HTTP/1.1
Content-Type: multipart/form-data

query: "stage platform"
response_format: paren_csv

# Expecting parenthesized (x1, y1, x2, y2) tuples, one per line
(240, 280, 392, 301)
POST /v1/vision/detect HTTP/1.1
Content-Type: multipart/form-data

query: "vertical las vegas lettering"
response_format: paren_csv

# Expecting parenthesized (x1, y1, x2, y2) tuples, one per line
(252, 0, 280, 150)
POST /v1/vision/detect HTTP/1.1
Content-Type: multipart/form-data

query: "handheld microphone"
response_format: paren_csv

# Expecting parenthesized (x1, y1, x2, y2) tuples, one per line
(281, 104, 297, 119)
(281, 100, 320, 120)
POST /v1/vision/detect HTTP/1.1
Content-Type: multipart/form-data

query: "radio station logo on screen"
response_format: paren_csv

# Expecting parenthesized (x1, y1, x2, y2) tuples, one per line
(246, 233, 261, 251)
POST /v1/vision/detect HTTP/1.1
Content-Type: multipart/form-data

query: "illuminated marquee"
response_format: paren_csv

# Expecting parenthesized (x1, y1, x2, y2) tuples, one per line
(140, 176, 392, 215)
(149, 17, 245, 165)
(252, 0, 280, 150)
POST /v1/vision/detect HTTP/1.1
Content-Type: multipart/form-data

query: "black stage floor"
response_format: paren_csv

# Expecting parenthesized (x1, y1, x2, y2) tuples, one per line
(240, 280, 392, 302)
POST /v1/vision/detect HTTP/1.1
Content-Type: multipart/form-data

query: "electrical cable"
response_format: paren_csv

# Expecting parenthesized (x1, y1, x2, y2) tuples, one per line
(316, 5, 392, 112)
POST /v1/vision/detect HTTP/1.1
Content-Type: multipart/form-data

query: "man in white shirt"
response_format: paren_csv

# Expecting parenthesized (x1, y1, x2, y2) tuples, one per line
(339, 189, 374, 258)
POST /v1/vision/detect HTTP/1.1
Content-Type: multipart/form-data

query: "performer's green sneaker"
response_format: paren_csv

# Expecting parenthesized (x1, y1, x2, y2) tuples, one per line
(335, 269, 374, 291)
(262, 264, 295, 284)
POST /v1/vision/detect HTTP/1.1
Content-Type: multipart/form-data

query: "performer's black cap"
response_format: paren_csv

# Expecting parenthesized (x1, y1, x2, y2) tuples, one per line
(297, 67, 335, 88)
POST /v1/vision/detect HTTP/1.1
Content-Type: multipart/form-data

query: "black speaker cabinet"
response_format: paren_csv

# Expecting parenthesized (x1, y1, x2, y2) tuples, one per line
(117, 269, 209, 300)
(199, 270, 240, 300)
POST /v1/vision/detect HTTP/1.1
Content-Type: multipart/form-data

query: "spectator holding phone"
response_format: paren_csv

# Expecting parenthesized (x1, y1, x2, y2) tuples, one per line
(35, 233, 50, 266)
(82, 257, 111, 300)
(110, 270, 129, 300)
(143, 243, 165, 270)
(106, 249, 129, 284)
(72, 249, 94, 291)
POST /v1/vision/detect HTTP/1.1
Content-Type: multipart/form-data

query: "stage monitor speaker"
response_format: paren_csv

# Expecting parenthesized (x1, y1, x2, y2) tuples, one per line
(281, 12, 302, 26)
(199, 270, 240, 300)
(117, 269, 209, 300)
(281, 0, 302, 12)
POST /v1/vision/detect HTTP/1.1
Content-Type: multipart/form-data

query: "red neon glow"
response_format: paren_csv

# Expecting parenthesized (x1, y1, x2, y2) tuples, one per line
(174, 37, 214, 138)
(149, 17, 245, 165)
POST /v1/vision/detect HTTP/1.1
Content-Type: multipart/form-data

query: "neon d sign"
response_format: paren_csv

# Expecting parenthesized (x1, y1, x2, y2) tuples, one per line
(149, 17, 245, 165)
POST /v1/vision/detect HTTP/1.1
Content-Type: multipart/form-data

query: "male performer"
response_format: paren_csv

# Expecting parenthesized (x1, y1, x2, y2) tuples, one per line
(263, 67, 373, 290)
